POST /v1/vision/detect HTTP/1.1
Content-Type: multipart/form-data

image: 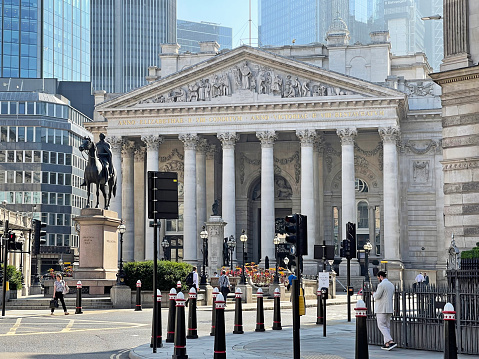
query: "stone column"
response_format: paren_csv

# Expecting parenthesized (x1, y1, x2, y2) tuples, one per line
(141, 135, 163, 260)
(205, 145, 217, 214)
(179, 133, 199, 264)
(109, 136, 124, 217)
(121, 140, 136, 262)
(217, 132, 239, 244)
(337, 128, 357, 240)
(256, 131, 278, 264)
(315, 134, 325, 244)
(133, 146, 146, 261)
(368, 205, 376, 256)
(379, 127, 400, 261)
(442, 0, 471, 70)
(196, 139, 208, 261)
(296, 129, 317, 267)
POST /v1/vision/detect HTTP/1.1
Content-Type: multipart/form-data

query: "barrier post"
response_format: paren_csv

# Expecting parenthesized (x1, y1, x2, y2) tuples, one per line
(210, 287, 219, 336)
(187, 287, 198, 339)
(135, 280, 142, 311)
(166, 288, 177, 343)
(273, 287, 282, 330)
(172, 292, 188, 359)
(233, 287, 244, 334)
(213, 293, 226, 359)
(443, 303, 457, 359)
(75, 281, 83, 314)
(150, 289, 162, 348)
(354, 299, 368, 359)
(316, 288, 323, 324)
(255, 288, 265, 332)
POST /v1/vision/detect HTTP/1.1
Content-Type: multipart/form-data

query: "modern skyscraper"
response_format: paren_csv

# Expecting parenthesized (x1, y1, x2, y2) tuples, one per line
(91, 0, 177, 94)
(177, 20, 232, 53)
(0, 0, 90, 81)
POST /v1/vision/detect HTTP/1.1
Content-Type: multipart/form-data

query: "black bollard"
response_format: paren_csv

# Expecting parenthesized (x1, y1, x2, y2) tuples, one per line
(214, 293, 226, 359)
(187, 287, 198, 339)
(355, 299, 369, 359)
(443, 303, 458, 359)
(172, 292, 188, 359)
(135, 280, 142, 311)
(316, 288, 323, 324)
(255, 288, 265, 332)
(273, 287, 282, 330)
(151, 289, 163, 348)
(75, 281, 83, 314)
(177, 281, 182, 292)
(166, 288, 177, 343)
(322, 287, 328, 337)
(210, 287, 219, 336)
(233, 287, 244, 334)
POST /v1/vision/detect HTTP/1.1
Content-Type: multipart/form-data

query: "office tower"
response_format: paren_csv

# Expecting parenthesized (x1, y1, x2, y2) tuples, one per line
(91, 0, 177, 94)
(177, 20, 232, 53)
(0, 0, 90, 81)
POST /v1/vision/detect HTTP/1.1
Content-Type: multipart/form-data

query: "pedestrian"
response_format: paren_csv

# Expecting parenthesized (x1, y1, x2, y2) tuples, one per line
(213, 272, 219, 277)
(423, 272, 429, 285)
(185, 267, 199, 307)
(372, 271, 396, 351)
(219, 270, 231, 300)
(192, 266, 199, 291)
(51, 273, 69, 315)
(287, 271, 297, 291)
(414, 272, 424, 289)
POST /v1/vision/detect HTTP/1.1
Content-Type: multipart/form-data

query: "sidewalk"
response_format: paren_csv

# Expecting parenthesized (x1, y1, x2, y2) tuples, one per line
(130, 319, 467, 359)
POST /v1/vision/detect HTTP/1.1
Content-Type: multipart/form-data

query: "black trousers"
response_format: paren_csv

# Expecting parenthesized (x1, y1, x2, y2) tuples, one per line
(52, 291, 67, 313)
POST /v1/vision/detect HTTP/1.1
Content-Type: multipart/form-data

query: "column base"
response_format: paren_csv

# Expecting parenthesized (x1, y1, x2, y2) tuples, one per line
(302, 259, 320, 275)
(338, 258, 361, 276)
(380, 260, 404, 287)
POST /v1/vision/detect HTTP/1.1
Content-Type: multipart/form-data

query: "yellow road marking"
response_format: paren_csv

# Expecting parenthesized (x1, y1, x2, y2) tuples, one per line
(61, 319, 75, 332)
(6, 318, 22, 335)
(0, 323, 147, 337)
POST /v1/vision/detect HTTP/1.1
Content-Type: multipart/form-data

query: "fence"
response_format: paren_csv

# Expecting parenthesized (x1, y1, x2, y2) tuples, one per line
(363, 282, 479, 355)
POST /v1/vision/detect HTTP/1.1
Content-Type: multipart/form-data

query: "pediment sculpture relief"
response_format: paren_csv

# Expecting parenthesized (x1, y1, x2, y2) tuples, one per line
(138, 61, 357, 104)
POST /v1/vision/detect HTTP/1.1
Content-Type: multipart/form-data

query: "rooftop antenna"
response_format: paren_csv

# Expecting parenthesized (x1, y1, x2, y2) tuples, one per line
(249, 0, 252, 46)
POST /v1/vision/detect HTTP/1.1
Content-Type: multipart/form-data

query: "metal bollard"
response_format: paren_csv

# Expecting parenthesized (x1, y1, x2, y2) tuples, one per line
(187, 287, 198, 339)
(210, 287, 219, 336)
(75, 281, 83, 314)
(443, 303, 458, 359)
(166, 288, 177, 343)
(316, 288, 323, 324)
(177, 281, 182, 291)
(233, 287, 244, 334)
(273, 287, 282, 330)
(255, 287, 265, 332)
(135, 280, 142, 311)
(355, 299, 369, 359)
(172, 292, 188, 359)
(150, 289, 162, 348)
(214, 293, 226, 359)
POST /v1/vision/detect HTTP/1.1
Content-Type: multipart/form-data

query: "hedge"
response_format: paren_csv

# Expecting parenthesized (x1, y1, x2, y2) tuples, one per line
(0, 265, 23, 290)
(461, 242, 479, 259)
(123, 261, 193, 291)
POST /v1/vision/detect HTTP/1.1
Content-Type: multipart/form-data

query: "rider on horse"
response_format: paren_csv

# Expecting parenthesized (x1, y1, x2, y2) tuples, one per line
(81, 133, 113, 186)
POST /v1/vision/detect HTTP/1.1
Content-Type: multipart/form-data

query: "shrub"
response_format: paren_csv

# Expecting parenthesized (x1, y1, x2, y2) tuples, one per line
(0, 265, 23, 290)
(461, 243, 479, 259)
(124, 261, 193, 291)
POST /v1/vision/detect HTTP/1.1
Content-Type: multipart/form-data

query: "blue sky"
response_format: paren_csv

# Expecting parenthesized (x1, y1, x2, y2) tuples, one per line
(177, 0, 259, 48)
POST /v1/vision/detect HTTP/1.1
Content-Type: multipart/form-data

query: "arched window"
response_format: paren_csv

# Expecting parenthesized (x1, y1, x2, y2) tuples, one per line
(355, 178, 369, 193)
(357, 201, 369, 229)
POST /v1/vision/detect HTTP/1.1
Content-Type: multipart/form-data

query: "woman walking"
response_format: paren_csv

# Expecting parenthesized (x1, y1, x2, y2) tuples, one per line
(51, 273, 69, 315)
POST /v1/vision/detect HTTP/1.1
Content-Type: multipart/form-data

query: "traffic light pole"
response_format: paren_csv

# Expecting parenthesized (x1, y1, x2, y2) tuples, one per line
(2, 220, 9, 317)
(347, 257, 351, 322)
(152, 219, 159, 353)
(292, 277, 300, 359)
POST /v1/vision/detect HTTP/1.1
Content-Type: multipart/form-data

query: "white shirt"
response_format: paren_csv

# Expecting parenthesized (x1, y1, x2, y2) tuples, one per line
(415, 273, 424, 283)
(192, 271, 199, 289)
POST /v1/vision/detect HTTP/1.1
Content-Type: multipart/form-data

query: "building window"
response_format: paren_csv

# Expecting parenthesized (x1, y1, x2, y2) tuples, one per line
(375, 206, 381, 255)
(357, 201, 369, 229)
(333, 206, 339, 255)
(355, 178, 369, 192)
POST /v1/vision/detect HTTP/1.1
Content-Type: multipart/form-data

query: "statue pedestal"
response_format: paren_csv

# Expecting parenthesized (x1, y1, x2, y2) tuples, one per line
(205, 216, 227, 277)
(74, 208, 121, 294)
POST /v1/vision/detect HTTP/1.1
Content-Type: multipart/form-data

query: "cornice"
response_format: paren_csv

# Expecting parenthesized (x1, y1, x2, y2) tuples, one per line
(430, 65, 479, 85)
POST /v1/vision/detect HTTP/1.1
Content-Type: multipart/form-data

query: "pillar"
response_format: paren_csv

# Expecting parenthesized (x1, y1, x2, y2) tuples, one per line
(134, 146, 146, 261)
(379, 127, 400, 261)
(141, 135, 163, 260)
(256, 131, 277, 264)
(109, 136, 124, 217)
(315, 134, 325, 244)
(197, 139, 208, 261)
(121, 140, 136, 262)
(180, 133, 199, 264)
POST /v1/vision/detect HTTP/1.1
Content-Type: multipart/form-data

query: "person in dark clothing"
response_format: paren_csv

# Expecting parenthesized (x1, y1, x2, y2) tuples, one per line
(51, 273, 69, 315)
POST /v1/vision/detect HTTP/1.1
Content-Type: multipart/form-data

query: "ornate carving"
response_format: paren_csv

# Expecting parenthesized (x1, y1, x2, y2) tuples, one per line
(109, 136, 124, 152)
(179, 133, 199, 150)
(196, 138, 209, 153)
(402, 139, 438, 155)
(404, 81, 435, 97)
(337, 128, 357, 145)
(378, 127, 400, 144)
(413, 161, 430, 183)
(160, 148, 184, 162)
(134, 146, 146, 161)
(296, 129, 317, 146)
(239, 153, 261, 184)
(121, 140, 136, 156)
(141, 135, 164, 149)
(355, 155, 369, 167)
(274, 152, 301, 183)
(256, 131, 278, 147)
(217, 132, 239, 149)
(161, 160, 184, 177)
(206, 144, 217, 160)
(252, 175, 293, 200)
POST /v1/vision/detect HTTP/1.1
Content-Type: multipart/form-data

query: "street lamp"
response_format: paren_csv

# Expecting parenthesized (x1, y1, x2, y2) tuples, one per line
(273, 234, 281, 284)
(117, 220, 126, 285)
(200, 226, 208, 286)
(240, 229, 248, 284)
(363, 240, 373, 283)
(227, 235, 235, 272)
(421, 15, 442, 21)
(283, 256, 289, 270)
(161, 237, 170, 261)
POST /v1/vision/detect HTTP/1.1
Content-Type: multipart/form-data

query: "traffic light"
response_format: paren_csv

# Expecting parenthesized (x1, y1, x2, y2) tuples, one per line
(147, 171, 179, 220)
(298, 214, 307, 256)
(340, 239, 351, 258)
(346, 222, 357, 259)
(33, 219, 47, 255)
(284, 214, 299, 256)
(7, 232, 16, 251)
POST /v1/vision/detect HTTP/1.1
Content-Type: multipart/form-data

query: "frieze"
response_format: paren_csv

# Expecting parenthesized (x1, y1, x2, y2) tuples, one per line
(160, 148, 184, 162)
(413, 161, 430, 183)
(137, 61, 357, 105)
(161, 160, 184, 180)
(239, 151, 301, 184)
(402, 139, 440, 155)
(404, 81, 435, 97)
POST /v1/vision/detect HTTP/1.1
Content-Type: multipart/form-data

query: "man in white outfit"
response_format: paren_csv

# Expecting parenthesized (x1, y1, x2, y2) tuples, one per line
(373, 271, 397, 351)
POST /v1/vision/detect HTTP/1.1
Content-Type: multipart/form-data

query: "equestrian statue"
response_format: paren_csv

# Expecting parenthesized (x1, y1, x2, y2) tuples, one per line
(79, 133, 117, 210)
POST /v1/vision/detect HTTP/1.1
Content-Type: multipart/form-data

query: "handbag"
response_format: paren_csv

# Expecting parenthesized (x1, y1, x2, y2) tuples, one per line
(63, 282, 69, 295)
(50, 299, 59, 309)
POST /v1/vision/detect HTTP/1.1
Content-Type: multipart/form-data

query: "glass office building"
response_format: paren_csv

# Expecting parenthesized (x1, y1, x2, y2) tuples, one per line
(0, 0, 90, 81)
(177, 20, 232, 53)
(91, 0, 176, 94)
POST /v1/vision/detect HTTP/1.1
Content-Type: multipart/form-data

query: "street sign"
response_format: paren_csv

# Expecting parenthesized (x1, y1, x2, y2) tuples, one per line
(318, 272, 329, 289)
(277, 243, 291, 253)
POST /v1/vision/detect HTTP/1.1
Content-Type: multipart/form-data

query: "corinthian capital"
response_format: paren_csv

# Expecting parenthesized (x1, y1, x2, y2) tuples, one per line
(197, 138, 209, 153)
(134, 146, 146, 161)
(109, 136, 124, 152)
(141, 135, 164, 150)
(121, 140, 136, 157)
(337, 128, 357, 145)
(217, 132, 239, 149)
(379, 127, 400, 144)
(296, 129, 317, 146)
(256, 131, 278, 147)
(179, 133, 199, 150)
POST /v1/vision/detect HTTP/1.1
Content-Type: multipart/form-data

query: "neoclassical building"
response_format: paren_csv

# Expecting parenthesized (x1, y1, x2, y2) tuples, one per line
(90, 27, 444, 282)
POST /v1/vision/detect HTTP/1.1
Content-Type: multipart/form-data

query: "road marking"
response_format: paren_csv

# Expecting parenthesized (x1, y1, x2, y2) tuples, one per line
(6, 318, 22, 335)
(61, 319, 75, 332)
(110, 348, 130, 359)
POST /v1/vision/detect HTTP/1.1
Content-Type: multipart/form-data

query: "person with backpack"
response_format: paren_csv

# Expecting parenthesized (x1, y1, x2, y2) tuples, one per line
(186, 267, 199, 290)
(219, 270, 231, 301)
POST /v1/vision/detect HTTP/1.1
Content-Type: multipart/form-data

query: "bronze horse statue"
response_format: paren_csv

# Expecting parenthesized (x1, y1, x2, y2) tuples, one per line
(79, 137, 117, 209)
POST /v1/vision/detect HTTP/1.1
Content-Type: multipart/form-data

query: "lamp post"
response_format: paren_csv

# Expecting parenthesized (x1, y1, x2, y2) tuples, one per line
(0, 200, 7, 265)
(240, 230, 248, 284)
(161, 237, 170, 261)
(363, 240, 372, 283)
(273, 234, 280, 284)
(283, 256, 289, 270)
(227, 235, 235, 272)
(117, 220, 126, 285)
(200, 226, 208, 286)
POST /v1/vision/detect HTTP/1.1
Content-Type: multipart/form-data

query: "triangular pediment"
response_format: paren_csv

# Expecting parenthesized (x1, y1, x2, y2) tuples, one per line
(97, 46, 405, 112)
